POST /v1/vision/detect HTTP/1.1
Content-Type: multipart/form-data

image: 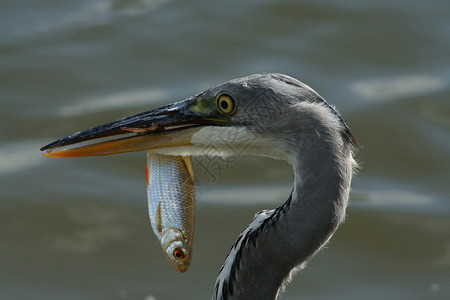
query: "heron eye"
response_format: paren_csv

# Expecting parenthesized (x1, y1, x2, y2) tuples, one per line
(217, 94, 235, 114)
(173, 248, 185, 260)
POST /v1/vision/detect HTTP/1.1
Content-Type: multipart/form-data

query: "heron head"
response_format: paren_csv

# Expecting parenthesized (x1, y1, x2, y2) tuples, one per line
(41, 73, 354, 159)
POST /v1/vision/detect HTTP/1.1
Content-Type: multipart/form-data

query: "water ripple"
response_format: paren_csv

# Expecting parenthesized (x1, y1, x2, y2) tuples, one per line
(352, 75, 445, 102)
(0, 140, 46, 174)
(57, 88, 168, 117)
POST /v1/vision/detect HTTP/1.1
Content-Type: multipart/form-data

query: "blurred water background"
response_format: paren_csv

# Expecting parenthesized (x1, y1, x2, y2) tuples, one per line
(1, 0, 449, 299)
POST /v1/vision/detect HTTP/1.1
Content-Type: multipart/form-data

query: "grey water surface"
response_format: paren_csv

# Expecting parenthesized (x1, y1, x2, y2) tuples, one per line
(1, 0, 449, 299)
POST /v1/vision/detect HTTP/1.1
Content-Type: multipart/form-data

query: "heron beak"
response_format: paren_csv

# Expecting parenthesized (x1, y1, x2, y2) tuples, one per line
(40, 96, 223, 157)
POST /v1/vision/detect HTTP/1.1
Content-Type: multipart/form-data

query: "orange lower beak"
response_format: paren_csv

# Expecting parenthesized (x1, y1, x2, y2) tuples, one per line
(43, 127, 200, 157)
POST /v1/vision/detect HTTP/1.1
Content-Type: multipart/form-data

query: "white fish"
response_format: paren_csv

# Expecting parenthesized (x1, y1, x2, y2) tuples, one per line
(146, 152, 195, 272)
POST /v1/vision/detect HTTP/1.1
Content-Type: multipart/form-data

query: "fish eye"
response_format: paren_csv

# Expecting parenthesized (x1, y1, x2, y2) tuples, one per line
(217, 94, 236, 114)
(173, 248, 185, 260)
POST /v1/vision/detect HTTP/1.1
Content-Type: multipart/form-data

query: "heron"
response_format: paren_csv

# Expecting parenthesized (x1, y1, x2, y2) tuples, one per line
(41, 73, 358, 300)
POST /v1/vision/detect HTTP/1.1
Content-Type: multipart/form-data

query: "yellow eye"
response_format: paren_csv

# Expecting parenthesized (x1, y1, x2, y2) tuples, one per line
(173, 248, 185, 261)
(217, 94, 235, 114)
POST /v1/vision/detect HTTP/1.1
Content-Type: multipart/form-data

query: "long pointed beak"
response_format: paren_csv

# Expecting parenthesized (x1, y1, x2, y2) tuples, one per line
(40, 97, 219, 157)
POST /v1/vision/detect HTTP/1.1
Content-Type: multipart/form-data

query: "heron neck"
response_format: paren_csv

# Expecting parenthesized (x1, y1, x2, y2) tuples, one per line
(213, 140, 353, 300)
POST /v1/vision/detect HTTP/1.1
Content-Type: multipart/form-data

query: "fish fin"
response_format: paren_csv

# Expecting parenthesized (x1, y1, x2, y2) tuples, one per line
(155, 202, 163, 233)
(145, 163, 149, 187)
(121, 125, 159, 133)
(181, 156, 195, 183)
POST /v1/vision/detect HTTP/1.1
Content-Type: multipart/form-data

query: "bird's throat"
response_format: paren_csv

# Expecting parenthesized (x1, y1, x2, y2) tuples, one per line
(213, 144, 354, 300)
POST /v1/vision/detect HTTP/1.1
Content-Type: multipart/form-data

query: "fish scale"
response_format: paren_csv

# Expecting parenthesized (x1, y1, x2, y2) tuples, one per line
(146, 152, 195, 272)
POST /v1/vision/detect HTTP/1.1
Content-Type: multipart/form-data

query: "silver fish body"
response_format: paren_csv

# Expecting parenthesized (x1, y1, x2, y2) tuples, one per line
(146, 152, 195, 272)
